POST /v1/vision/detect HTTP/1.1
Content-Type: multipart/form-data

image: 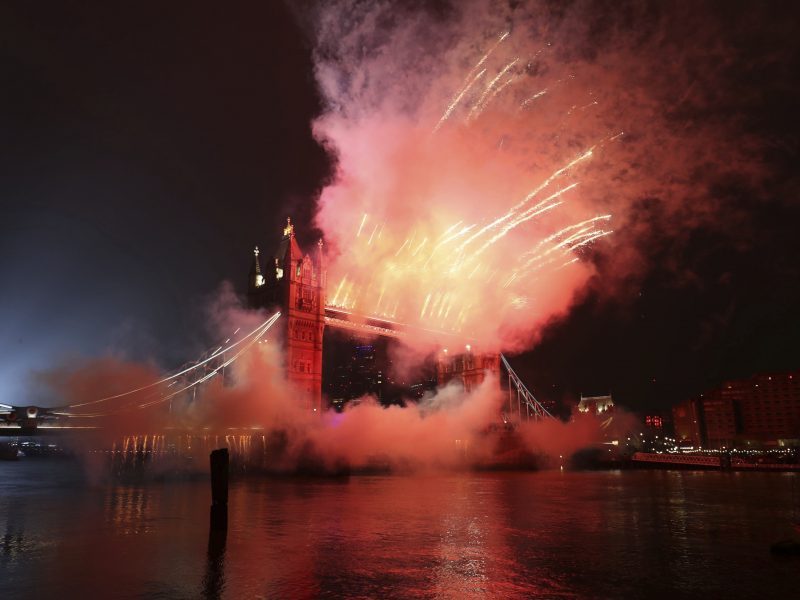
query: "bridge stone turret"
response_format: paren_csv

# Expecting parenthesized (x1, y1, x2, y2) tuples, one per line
(436, 347, 500, 393)
(248, 218, 326, 412)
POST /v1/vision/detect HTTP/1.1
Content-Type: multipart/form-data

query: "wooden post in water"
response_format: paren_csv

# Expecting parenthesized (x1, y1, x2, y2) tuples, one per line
(205, 448, 228, 596)
(209, 448, 228, 531)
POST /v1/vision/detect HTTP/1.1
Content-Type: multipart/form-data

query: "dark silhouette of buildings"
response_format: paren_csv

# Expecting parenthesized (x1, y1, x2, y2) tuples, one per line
(673, 370, 800, 447)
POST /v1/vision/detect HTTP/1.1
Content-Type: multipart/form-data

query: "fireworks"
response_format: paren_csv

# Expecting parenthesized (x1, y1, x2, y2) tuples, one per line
(315, 19, 625, 350)
(433, 30, 510, 132)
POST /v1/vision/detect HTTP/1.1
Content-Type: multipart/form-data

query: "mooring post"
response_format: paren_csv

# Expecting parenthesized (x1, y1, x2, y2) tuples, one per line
(209, 448, 229, 531)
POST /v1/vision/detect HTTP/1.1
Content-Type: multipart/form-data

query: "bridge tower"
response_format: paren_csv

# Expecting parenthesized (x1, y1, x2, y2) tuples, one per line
(248, 218, 326, 412)
(436, 347, 500, 393)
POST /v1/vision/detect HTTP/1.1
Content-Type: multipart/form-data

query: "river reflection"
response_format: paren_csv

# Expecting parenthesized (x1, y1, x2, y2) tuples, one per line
(1, 462, 798, 599)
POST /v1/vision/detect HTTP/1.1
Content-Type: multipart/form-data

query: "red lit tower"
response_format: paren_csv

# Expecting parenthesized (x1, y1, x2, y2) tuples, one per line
(248, 218, 326, 412)
(436, 346, 499, 393)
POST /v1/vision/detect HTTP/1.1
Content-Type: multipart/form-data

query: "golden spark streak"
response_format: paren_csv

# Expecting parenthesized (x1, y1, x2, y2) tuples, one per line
(439, 224, 475, 247)
(521, 215, 612, 258)
(443, 298, 454, 320)
(374, 286, 386, 314)
(502, 273, 518, 289)
(437, 293, 449, 319)
(473, 200, 563, 256)
(439, 221, 463, 240)
(433, 31, 510, 132)
(356, 213, 368, 237)
(467, 58, 520, 122)
(520, 88, 548, 108)
(331, 276, 347, 305)
(568, 230, 613, 251)
(518, 226, 610, 275)
(434, 68, 487, 132)
(424, 224, 476, 269)
(470, 74, 520, 120)
(510, 149, 593, 212)
(394, 237, 410, 256)
(367, 224, 379, 245)
(557, 257, 580, 270)
(456, 148, 594, 253)
(420, 293, 432, 319)
(412, 237, 428, 256)
(473, 183, 579, 256)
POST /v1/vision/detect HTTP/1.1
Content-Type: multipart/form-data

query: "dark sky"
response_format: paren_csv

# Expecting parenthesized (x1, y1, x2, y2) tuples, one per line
(2, 1, 799, 412)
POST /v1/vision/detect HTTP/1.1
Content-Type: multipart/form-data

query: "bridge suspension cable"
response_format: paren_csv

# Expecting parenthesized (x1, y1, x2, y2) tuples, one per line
(500, 354, 553, 421)
(56, 312, 281, 412)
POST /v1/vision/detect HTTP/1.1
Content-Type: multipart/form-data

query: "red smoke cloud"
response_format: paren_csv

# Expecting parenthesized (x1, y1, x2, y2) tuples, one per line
(308, 0, 764, 352)
(38, 289, 637, 472)
(34, 2, 772, 471)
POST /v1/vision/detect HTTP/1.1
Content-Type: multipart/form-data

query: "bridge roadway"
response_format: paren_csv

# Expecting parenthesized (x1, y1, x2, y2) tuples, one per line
(1, 310, 553, 434)
(322, 306, 468, 342)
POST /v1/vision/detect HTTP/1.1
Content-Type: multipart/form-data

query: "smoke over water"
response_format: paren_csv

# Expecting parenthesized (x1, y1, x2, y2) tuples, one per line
(31, 1, 771, 472)
(42, 298, 616, 474)
(309, 0, 763, 351)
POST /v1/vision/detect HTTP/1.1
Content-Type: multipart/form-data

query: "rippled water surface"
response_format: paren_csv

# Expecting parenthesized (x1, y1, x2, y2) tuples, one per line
(1, 461, 798, 599)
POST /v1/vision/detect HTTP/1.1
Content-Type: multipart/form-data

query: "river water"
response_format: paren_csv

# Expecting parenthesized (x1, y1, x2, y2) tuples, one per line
(1, 460, 798, 599)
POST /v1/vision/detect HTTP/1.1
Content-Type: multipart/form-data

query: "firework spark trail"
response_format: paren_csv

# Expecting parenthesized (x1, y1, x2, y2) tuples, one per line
(438, 224, 475, 247)
(520, 88, 548, 108)
(566, 229, 613, 251)
(433, 31, 510, 132)
(472, 183, 580, 257)
(476, 74, 520, 117)
(471, 199, 564, 258)
(512, 227, 613, 283)
(510, 148, 594, 212)
(394, 239, 409, 256)
(313, 21, 628, 340)
(330, 276, 347, 305)
(467, 58, 520, 122)
(433, 68, 487, 132)
(454, 148, 594, 255)
(556, 257, 580, 270)
(411, 237, 428, 256)
(367, 224, 379, 245)
(423, 223, 477, 268)
(520, 215, 612, 259)
(356, 213, 368, 237)
(455, 212, 515, 253)
(521, 226, 602, 268)
(519, 226, 610, 269)
(513, 182, 579, 223)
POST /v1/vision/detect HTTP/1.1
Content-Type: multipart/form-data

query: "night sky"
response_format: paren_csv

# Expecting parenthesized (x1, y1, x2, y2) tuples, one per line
(2, 1, 799, 413)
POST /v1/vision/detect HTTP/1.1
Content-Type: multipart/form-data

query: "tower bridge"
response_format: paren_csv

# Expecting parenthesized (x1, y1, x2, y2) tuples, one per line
(246, 218, 552, 420)
(0, 220, 551, 434)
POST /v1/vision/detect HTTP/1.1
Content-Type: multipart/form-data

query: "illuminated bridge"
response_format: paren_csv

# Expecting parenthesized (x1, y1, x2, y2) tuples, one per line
(1, 220, 552, 434)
